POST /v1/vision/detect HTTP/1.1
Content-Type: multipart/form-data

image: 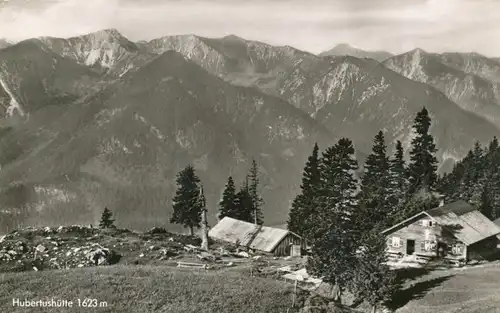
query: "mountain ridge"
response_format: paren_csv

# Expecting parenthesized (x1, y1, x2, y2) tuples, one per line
(1, 29, 499, 232)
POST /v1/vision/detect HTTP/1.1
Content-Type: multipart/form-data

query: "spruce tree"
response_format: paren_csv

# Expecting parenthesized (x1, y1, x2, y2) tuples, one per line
(170, 165, 203, 235)
(478, 184, 495, 220)
(233, 177, 254, 223)
(486, 137, 500, 218)
(288, 142, 321, 236)
(350, 230, 399, 313)
(99, 207, 115, 229)
(407, 107, 438, 195)
(388, 141, 409, 224)
(218, 176, 237, 220)
(307, 138, 359, 304)
(248, 159, 264, 225)
(359, 131, 391, 231)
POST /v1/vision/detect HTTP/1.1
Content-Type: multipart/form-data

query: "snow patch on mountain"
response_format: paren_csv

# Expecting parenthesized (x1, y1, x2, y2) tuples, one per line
(0, 75, 24, 116)
(133, 113, 166, 141)
(98, 137, 132, 155)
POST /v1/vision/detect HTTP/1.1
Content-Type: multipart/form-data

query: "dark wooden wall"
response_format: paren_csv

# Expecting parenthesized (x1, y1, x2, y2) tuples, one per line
(273, 233, 304, 256)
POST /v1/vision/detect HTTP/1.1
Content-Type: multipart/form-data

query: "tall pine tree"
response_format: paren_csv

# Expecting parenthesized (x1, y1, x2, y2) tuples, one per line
(407, 107, 438, 195)
(358, 131, 391, 231)
(170, 165, 203, 235)
(388, 141, 410, 224)
(307, 138, 359, 304)
(288, 143, 321, 236)
(218, 176, 237, 220)
(233, 177, 254, 223)
(248, 159, 264, 225)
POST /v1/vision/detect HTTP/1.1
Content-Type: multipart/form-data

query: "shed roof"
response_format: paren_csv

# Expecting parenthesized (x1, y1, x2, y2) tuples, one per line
(384, 200, 500, 246)
(208, 217, 299, 253)
(493, 217, 500, 227)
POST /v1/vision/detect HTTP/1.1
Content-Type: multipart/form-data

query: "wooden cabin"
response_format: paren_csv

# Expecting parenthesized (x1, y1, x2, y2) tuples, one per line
(383, 200, 500, 264)
(208, 217, 305, 256)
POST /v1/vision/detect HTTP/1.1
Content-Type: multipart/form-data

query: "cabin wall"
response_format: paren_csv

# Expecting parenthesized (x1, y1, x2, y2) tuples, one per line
(467, 236, 498, 261)
(386, 216, 443, 257)
(273, 234, 304, 256)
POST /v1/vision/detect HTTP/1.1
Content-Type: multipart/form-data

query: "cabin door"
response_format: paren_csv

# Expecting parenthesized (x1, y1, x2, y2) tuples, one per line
(291, 245, 301, 257)
(406, 239, 416, 255)
(437, 242, 448, 258)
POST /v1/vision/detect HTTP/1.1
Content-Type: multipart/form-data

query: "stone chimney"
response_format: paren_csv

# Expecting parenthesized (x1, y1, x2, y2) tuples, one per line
(439, 199, 445, 207)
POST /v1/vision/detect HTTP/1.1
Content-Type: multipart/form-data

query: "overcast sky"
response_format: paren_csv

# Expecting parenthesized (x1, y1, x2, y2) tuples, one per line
(0, 0, 499, 56)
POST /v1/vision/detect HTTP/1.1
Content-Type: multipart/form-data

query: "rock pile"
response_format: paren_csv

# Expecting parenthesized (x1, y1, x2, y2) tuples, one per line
(0, 225, 120, 272)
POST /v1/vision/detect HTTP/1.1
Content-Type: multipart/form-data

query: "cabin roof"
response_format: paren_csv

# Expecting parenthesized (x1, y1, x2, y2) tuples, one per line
(383, 200, 500, 246)
(427, 200, 477, 217)
(208, 217, 300, 252)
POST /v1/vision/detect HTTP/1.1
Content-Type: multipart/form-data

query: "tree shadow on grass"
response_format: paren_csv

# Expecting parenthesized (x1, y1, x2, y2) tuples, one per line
(386, 274, 454, 311)
(350, 267, 434, 309)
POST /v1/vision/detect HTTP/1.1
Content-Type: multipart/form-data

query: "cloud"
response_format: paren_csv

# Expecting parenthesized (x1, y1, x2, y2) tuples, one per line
(0, 0, 499, 56)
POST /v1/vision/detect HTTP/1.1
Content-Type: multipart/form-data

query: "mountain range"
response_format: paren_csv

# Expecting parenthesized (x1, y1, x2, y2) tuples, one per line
(319, 43, 394, 62)
(0, 29, 499, 232)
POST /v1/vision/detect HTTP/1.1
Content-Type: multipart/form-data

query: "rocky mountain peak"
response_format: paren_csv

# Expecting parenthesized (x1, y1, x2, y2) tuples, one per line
(0, 39, 11, 50)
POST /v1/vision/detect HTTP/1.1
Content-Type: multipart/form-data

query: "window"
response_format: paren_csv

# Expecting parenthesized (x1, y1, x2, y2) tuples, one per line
(419, 219, 434, 227)
(423, 240, 437, 251)
(451, 244, 464, 255)
(392, 236, 401, 248)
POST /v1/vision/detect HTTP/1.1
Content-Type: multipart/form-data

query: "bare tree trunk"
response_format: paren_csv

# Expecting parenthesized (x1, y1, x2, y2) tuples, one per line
(201, 208, 209, 251)
(372, 304, 377, 313)
(189, 226, 194, 236)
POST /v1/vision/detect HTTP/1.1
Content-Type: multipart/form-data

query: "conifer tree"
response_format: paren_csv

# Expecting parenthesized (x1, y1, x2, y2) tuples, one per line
(288, 143, 321, 236)
(407, 107, 438, 195)
(387, 141, 409, 224)
(248, 159, 264, 225)
(218, 176, 237, 220)
(233, 177, 254, 223)
(359, 131, 391, 230)
(99, 207, 115, 229)
(485, 136, 500, 218)
(478, 184, 495, 220)
(307, 138, 359, 304)
(170, 165, 203, 235)
(350, 230, 399, 313)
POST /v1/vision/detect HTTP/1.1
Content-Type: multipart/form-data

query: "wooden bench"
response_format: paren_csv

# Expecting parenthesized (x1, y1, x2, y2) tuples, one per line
(176, 262, 208, 269)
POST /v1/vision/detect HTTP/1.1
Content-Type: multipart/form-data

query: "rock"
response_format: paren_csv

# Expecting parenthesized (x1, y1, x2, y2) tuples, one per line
(86, 247, 112, 266)
(148, 245, 159, 251)
(139, 253, 145, 258)
(33, 267, 38, 272)
(147, 227, 168, 235)
(36, 245, 46, 253)
(77, 264, 84, 268)
(160, 248, 178, 258)
(236, 251, 250, 258)
(197, 252, 215, 261)
(252, 255, 262, 260)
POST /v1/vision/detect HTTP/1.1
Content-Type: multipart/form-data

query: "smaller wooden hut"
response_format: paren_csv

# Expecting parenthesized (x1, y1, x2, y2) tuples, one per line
(208, 217, 305, 256)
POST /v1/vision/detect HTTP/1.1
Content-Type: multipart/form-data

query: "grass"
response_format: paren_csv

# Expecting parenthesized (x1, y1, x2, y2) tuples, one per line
(393, 263, 500, 313)
(0, 265, 305, 313)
